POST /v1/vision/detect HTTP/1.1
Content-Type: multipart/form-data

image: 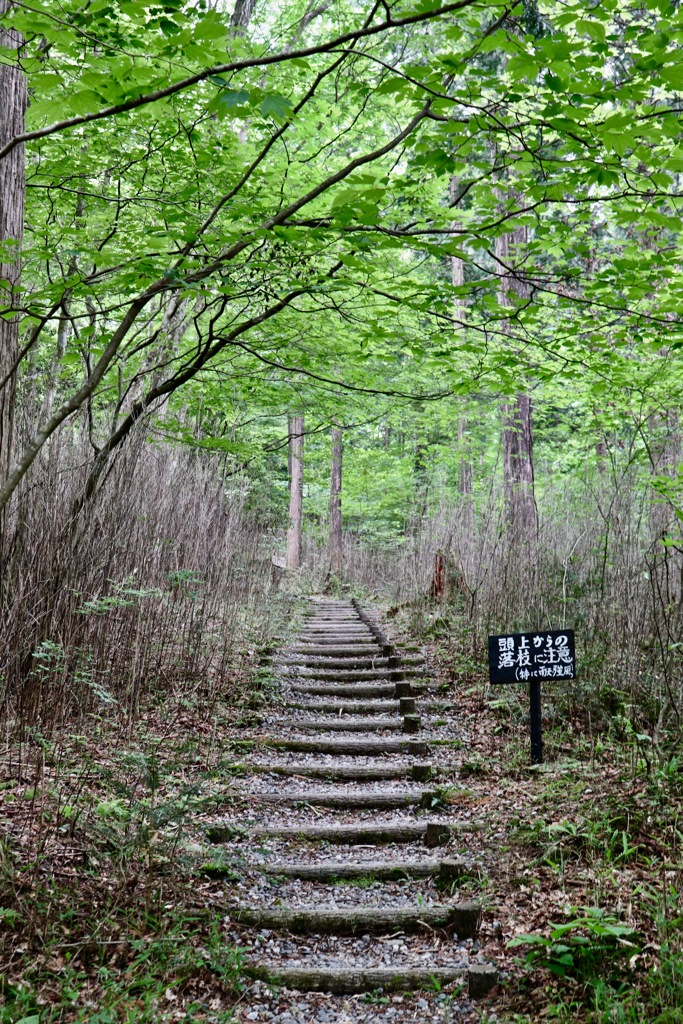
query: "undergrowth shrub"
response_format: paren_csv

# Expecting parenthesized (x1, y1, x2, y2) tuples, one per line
(304, 470, 683, 749)
(0, 430, 273, 735)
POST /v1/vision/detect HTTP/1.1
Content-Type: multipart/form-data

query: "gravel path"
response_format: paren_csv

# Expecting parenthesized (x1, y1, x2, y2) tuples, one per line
(213, 598, 497, 1020)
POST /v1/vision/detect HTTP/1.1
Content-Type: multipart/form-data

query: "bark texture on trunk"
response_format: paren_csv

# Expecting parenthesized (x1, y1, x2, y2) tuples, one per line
(230, 0, 256, 28)
(502, 392, 536, 543)
(285, 412, 304, 569)
(450, 178, 474, 532)
(0, 2, 26, 491)
(495, 226, 537, 546)
(329, 421, 343, 576)
(649, 410, 681, 542)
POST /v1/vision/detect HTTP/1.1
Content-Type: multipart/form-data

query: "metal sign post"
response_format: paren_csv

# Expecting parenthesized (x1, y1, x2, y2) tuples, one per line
(487, 629, 576, 766)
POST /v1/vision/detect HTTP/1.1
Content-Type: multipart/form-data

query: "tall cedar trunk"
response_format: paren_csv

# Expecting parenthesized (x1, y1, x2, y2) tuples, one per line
(450, 177, 473, 518)
(329, 422, 343, 576)
(0, 2, 26, 496)
(495, 226, 537, 546)
(286, 412, 304, 569)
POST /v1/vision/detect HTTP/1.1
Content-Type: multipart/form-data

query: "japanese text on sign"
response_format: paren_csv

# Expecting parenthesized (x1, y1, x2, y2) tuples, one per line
(487, 630, 576, 684)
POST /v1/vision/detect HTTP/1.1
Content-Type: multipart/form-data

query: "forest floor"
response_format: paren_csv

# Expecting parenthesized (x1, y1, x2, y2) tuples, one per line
(2, 599, 683, 1023)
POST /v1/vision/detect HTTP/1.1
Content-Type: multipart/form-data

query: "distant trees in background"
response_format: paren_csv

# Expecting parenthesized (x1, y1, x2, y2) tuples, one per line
(0, 0, 682, 739)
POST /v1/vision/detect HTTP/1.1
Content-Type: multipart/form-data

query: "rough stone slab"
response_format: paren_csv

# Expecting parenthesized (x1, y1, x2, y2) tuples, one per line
(284, 699, 401, 715)
(281, 656, 390, 670)
(290, 682, 395, 698)
(289, 643, 379, 653)
(242, 788, 431, 809)
(282, 655, 425, 668)
(287, 668, 394, 682)
(243, 762, 412, 781)
(244, 964, 466, 994)
(261, 736, 428, 756)
(301, 622, 370, 630)
(258, 858, 442, 880)
(208, 821, 437, 845)
(272, 717, 401, 733)
(232, 902, 481, 937)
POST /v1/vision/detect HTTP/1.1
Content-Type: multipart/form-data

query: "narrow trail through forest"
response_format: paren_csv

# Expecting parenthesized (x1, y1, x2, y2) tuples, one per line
(207, 598, 499, 1021)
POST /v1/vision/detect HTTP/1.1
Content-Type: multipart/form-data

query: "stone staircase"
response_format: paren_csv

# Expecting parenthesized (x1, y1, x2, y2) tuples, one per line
(205, 597, 498, 1011)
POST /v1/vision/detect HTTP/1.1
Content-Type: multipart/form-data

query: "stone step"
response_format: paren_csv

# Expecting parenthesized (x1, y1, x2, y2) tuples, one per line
(258, 856, 475, 881)
(285, 699, 401, 714)
(244, 963, 467, 996)
(290, 682, 395, 698)
(301, 626, 374, 634)
(281, 656, 391, 670)
(206, 819, 454, 845)
(287, 668, 427, 682)
(304, 616, 361, 623)
(272, 716, 402, 733)
(240, 762, 433, 782)
(284, 668, 398, 682)
(282, 655, 426, 669)
(232, 902, 480, 937)
(261, 735, 428, 756)
(300, 624, 371, 631)
(289, 643, 379, 655)
(242, 787, 434, 809)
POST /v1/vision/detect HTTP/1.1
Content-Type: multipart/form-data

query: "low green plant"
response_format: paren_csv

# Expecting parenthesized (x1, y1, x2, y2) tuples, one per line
(364, 989, 389, 1004)
(508, 907, 638, 986)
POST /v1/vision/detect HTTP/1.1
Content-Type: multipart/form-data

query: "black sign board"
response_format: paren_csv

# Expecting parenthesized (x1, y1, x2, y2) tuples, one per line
(488, 629, 576, 685)
(487, 629, 576, 765)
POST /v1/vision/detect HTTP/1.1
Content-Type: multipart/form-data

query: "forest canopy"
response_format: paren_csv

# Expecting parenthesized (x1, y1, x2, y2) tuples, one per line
(2, 0, 683, 507)
(0, 0, 682, 718)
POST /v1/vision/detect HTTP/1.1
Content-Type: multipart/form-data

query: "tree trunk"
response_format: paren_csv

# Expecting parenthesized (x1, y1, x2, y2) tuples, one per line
(329, 421, 343, 576)
(649, 410, 681, 543)
(413, 427, 429, 521)
(502, 393, 536, 544)
(230, 0, 257, 28)
(285, 412, 304, 569)
(495, 227, 537, 547)
(449, 175, 466, 327)
(450, 177, 474, 531)
(0, 2, 26, 496)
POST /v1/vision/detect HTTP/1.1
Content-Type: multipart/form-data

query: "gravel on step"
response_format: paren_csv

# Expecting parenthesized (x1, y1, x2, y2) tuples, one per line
(223, 872, 458, 909)
(227, 926, 481, 971)
(227, 982, 476, 1023)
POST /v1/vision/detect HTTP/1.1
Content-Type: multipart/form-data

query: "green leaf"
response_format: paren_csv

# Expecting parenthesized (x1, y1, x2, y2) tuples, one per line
(261, 93, 292, 121)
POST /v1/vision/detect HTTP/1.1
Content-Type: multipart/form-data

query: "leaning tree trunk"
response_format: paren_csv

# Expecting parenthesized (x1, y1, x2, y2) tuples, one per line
(495, 226, 537, 548)
(0, 1, 26, 502)
(329, 421, 343, 577)
(286, 412, 304, 570)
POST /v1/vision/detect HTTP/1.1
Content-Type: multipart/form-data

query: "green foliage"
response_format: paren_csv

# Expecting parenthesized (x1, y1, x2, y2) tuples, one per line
(2, 0, 683, 530)
(508, 907, 638, 984)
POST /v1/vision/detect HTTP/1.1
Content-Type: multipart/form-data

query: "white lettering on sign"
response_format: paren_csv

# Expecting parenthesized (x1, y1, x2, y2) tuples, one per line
(489, 629, 576, 684)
